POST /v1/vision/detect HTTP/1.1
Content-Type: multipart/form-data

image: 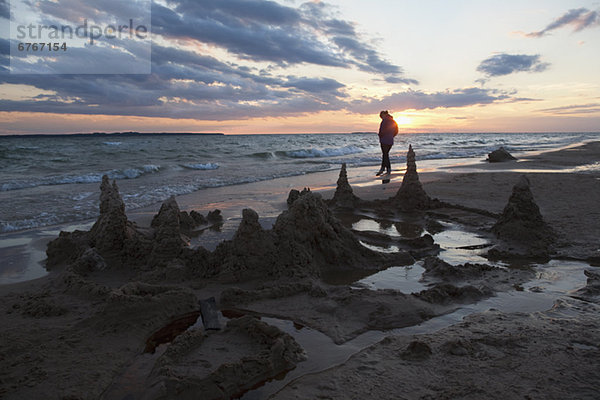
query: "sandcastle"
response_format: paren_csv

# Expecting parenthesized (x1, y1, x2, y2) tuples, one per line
(489, 175, 554, 259)
(391, 145, 432, 211)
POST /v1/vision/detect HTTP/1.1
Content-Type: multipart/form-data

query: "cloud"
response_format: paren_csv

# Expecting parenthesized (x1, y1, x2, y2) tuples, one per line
(149, 0, 412, 81)
(24, 0, 414, 82)
(384, 76, 419, 85)
(538, 103, 600, 115)
(0, 39, 351, 120)
(0, 0, 421, 121)
(477, 54, 549, 77)
(35, 0, 150, 25)
(526, 8, 600, 37)
(349, 87, 511, 114)
(283, 77, 346, 95)
(0, 0, 9, 19)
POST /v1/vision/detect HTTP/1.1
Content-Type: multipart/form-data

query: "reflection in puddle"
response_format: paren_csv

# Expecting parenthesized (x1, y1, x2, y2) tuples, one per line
(352, 218, 424, 239)
(0, 237, 49, 285)
(359, 240, 399, 253)
(353, 263, 428, 293)
(353, 216, 497, 267)
(432, 222, 496, 265)
(353, 219, 400, 237)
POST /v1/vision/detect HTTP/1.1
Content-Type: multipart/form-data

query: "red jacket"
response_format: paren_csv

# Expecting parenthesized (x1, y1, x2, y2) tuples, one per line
(378, 116, 398, 145)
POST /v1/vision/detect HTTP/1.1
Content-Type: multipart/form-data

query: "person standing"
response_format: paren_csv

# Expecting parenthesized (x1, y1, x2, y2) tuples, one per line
(376, 110, 398, 176)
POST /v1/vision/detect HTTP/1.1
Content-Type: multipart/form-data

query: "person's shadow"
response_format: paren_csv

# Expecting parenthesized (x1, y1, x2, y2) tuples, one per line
(381, 172, 391, 184)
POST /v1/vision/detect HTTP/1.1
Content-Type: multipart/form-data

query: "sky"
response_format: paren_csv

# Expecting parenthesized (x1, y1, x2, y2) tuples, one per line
(0, 0, 599, 134)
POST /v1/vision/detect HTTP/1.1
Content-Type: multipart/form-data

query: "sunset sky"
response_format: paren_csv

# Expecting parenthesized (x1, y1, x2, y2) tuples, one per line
(1, 0, 599, 134)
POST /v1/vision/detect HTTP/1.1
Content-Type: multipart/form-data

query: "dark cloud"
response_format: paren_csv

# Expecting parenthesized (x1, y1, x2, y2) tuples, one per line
(1, 29, 521, 121)
(526, 8, 600, 37)
(7, 38, 150, 74)
(477, 54, 549, 77)
(149, 0, 412, 81)
(35, 0, 149, 25)
(0, 89, 346, 120)
(538, 103, 600, 115)
(173, 0, 301, 26)
(0, 0, 421, 121)
(332, 36, 401, 75)
(0, 0, 9, 19)
(0, 39, 348, 119)
(283, 77, 346, 95)
(385, 76, 419, 85)
(0, 85, 514, 120)
(349, 87, 510, 114)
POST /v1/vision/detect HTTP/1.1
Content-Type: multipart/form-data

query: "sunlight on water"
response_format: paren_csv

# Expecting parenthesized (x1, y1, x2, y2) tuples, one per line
(353, 263, 428, 293)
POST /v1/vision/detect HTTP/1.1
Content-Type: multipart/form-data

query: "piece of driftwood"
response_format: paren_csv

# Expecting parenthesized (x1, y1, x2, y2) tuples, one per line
(199, 297, 221, 330)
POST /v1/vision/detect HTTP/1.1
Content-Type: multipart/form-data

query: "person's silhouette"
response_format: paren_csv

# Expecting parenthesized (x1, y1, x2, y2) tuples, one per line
(376, 110, 399, 176)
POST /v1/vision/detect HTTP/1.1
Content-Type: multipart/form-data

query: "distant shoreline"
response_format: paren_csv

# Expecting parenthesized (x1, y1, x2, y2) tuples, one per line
(0, 132, 225, 138)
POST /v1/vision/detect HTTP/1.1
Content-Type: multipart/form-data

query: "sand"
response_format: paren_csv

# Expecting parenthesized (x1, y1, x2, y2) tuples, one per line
(0, 141, 599, 399)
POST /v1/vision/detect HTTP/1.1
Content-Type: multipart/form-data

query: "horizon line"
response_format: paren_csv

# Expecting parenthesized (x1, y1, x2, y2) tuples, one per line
(1, 130, 599, 138)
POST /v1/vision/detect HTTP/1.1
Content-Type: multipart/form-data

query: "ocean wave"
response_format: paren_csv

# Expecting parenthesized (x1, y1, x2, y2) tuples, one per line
(249, 151, 277, 159)
(284, 145, 364, 158)
(182, 162, 220, 170)
(103, 141, 122, 146)
(0, 164, 161, 192)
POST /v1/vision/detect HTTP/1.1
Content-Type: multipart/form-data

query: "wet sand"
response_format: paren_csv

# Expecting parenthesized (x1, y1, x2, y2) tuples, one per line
(0, 141, 599, 399)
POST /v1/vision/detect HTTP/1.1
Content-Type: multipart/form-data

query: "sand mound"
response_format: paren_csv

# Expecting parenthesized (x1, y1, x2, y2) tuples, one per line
(146, 315, 305, 399)
(487, 147, 517, 162)
(286, 187, 311, 207)
(573, 269, 600, 302)
(489, 175, 554, 259)
(89, 176, 130, 256)
(423, 257, 498, 280)
(273, 191, 412, 275)
(415, 283, 492, 305)
(204, 191, 413, 282)
(329, 163, 360, 208)
(392, 145, 432, 211)
(209, 208, 279, 281)
(149, 196, 190, 266)
(420, 257, 533, 295)
(47, 177, 222, 271)
(47, 176, 153, 269)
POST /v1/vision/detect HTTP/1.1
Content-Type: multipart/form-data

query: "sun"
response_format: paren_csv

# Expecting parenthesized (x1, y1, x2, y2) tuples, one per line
(395, 115, 412, 126)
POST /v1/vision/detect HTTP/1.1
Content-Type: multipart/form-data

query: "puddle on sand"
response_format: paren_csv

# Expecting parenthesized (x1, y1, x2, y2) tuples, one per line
(321, 262, 428, 292)
(144, 311, 202, 353)
(352, 216, 500, 268)
(352, 218, 424, 239)
(352, 263, 429, 293)
(0, 235, 50, 285)
(242, 259, 592, 399)
(359, 240, 400, 254)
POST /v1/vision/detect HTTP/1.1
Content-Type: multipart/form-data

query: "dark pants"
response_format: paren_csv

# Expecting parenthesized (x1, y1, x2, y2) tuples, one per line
(380, 143, 392, 172)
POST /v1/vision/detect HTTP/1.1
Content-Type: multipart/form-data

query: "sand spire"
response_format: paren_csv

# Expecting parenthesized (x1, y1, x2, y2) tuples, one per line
(330, 163, 359, 208)
(393, 145, 431, 211)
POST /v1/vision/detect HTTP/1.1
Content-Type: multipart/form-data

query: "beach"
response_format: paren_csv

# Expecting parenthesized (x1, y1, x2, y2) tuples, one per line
(0, 140, 599, 399)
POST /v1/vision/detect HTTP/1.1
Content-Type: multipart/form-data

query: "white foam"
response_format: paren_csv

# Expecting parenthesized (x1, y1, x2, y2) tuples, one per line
(286, 145, 364, 158)
(182, 162, 220, 170)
